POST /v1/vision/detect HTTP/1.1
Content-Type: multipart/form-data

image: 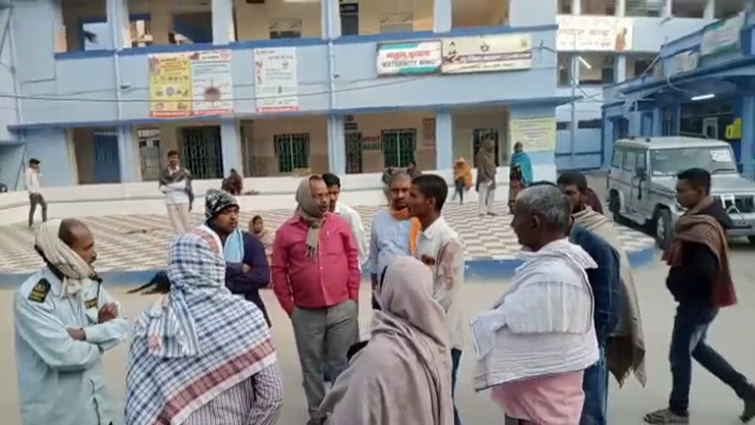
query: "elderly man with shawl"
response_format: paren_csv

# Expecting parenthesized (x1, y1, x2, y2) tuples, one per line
(476, 138, 498, 216)
(158, 149, 194, 233)
(14, 219, 129, 425)
(643, 168, 755, 425)
(272, 175, 360, 425)
(125, 227, 283, 425)
(557, 172, 646, 423)
(471, 185, 599, 424)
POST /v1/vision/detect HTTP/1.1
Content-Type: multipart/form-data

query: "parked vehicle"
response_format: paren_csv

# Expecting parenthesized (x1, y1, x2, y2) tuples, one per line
(607, 136, 755, 249)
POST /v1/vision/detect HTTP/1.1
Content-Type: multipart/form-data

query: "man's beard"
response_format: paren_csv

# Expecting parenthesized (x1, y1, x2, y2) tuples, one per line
(572, 202, 585, 214)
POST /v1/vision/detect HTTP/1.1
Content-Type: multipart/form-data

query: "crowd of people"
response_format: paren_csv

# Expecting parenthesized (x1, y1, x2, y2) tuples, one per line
(13, 149, 755, 425)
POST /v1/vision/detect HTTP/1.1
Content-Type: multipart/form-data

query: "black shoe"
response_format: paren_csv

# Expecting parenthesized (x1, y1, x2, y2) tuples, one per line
(741, 397, 755, 423)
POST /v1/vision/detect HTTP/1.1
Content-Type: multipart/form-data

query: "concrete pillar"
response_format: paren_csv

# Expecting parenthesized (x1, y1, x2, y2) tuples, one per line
(741, 95, 754, 176)
(321, 0, 341, 39)
(573, 0, 581, 15)
(614, 54, 626, 83)
(117, 126, 138, 182)
(212, 0, 235, 44)
(704, 0, 716, 19)
(433, 0, 452, 32)
(327, 115, 346, 174)
(435, 110, 453, 170)
(107, 0, 130, 49)
(665, 0, 673, 17)
(220, 120, 241, 176)
(652, 108, 662, 136)
(149, 2, 173, 44)
(617, 0, 626, 16)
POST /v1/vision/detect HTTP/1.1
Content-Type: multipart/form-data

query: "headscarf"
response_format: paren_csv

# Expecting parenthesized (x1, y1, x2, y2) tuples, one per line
(35, 219, 97, 296)
(476, 139, 497, 185)
(319, 256, 453, 425)
(511, 150, 533, 186)
(295, 176, 325, 257)
(125, 227, 276, 425)
(454, 157, 473, 190)
(205, 189, 244, 263)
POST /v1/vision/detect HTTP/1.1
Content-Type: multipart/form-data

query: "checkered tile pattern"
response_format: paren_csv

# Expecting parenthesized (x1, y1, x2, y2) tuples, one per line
(0, 202, 655, 274)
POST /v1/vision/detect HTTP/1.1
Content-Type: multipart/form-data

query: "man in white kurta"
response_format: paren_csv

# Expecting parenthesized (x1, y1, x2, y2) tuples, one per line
(14, 219, 129, 425)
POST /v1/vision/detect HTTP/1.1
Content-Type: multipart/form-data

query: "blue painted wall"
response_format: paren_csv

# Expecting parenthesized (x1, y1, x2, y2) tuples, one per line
(23, 129, 74, 187)
(0, 144, 24, 189)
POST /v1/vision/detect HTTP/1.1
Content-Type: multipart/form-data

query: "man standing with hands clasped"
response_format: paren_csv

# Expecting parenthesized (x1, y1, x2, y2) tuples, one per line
(272, 175, 360, 425)
(14, 218, 129, 425)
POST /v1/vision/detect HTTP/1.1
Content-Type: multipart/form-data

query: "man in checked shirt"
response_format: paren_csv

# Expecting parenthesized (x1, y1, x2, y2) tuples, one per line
(531, 181, 621, 425)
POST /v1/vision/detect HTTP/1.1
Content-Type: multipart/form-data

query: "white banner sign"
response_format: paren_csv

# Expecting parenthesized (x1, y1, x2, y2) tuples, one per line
(376, 41, 442, 75)
(557, 15, 633, 51)
(254, 47, 299, 113)
(441, 34, 532, 74)
(700, 13, 744, 56)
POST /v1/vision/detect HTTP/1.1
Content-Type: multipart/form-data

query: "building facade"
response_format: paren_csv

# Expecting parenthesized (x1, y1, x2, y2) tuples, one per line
(0, 0, 578, 189)
(554, 0, 746, 170)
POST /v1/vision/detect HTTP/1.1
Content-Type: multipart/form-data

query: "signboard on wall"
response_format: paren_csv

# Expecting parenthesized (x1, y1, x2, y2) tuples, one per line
(556, 15, 633, 52)
(510, 117, 556, 152)
(148, 50, 234, 118)
(422, 118, 436, 148)
(673, 50, 699, 75)
(440, 34, 532, 74)
(254, 47, 299, 113)
(376, 41, 442, 75)
(700, 12, 744, 56)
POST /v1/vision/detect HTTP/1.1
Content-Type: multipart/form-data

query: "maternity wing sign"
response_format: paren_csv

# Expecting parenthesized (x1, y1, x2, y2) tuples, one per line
(376, 41, 442, 75)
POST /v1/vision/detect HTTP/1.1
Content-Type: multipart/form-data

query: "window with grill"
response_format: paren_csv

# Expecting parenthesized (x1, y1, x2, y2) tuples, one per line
(270, 19, 302, 39)
(181, 126, 224, 179)
(138, 128, 161, 181)
(472, 129, 501, 167)
(661, 107, 675, 136)
(380, 13, 413, 33)
(382, 129, 416, 168)
(274, 133, 310, 173)
(345, 132, 363, 174)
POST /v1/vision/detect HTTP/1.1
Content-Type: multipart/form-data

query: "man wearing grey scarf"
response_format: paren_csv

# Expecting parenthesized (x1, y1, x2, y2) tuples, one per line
(272, 175, 361, 425)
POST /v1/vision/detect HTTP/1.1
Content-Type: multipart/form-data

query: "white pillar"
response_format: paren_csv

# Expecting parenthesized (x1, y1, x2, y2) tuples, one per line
(704, 0, 716, 19)
(220, 120, 241, 175)
(328, 115, 346, 174)
(106, 0, 130, 49)
(614, 54, 627, 83)
(572, 0, 582, 15)
(434, 0, 452, 32)
(212, 0, 235, 44)
(117, 126, 138, 182)
(321, 0, 340, 39)
(435, 110, 453, 169)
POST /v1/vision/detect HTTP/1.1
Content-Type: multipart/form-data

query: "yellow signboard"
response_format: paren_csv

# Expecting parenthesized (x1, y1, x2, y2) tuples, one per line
(149, 54, 192, 118)
(726, 117, 742, 140)
(510, 117, 556, 151)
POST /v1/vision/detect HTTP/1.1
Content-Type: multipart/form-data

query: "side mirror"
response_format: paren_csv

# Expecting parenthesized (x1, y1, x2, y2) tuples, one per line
(636, 167, 647, 179)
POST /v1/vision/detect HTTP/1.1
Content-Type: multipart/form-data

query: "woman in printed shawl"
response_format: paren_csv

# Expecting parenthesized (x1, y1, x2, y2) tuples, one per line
(318, 256, 453, 425)
(509, 142, 534, 212)
(453, 157, 473, 204)
(125, 227, 283, 425)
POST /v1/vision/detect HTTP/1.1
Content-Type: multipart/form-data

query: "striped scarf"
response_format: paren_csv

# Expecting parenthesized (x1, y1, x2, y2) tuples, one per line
(125, 227, 277, 425)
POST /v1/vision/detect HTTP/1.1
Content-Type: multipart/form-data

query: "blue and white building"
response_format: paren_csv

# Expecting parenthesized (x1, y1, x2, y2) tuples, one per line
(602, 10, 755, 173)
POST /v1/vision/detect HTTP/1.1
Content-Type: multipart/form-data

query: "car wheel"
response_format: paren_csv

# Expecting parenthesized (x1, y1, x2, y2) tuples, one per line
(748, 236, 755, 245)
(655, 208, 672, 250)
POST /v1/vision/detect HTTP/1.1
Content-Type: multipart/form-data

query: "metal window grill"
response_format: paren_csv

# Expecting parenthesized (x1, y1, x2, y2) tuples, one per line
(274, 133, 310, 174)
(472, 128, 500, 167)
(181, 126, 224, 179)
(381, 129, 416, 168)
(137, 128, 161, 181)
(345, 132, 363, 174)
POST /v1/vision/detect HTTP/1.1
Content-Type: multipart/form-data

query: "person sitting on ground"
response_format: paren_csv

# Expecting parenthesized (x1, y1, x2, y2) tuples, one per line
(222, 168, 244, 195)
(125, 227, 283, 425)
(318, 256, 453, 425)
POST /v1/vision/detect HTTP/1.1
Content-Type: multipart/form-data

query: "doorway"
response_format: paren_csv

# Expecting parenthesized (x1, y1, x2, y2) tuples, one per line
(703, 117, 718, 139)
(93, 131, 121, 183)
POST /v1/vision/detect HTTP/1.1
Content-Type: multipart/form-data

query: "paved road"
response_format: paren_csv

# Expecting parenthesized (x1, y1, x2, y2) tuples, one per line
(2, 248, 755, 425)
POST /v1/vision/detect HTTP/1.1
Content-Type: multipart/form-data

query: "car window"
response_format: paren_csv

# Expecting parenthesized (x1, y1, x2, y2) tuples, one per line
(651, 147, 738, 176)
(636, 151, 647, 170)
(611, 149, 623, 168)
(623, 150, 637, 171)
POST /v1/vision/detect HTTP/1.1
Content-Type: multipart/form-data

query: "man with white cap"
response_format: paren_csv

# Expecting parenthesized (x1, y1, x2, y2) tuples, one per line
(13, 218, 130, 425)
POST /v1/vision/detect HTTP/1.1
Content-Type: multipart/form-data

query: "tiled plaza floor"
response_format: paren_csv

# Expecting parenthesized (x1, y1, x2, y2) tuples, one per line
(0, 202, 655, 274)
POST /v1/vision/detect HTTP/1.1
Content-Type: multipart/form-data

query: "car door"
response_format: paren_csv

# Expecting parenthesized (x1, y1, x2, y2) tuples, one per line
(622, 149, 638, 212)
(633, 149, 651, 216)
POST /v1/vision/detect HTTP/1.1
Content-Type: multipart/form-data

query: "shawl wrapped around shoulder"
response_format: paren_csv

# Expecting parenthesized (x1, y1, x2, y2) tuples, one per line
(572, 206, 646, 387)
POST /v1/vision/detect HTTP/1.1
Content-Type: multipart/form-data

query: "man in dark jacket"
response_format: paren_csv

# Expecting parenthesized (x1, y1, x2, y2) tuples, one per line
(644, 168, 755, 424)
(531, 180, 621, 425)
(205, 189, 272, 326)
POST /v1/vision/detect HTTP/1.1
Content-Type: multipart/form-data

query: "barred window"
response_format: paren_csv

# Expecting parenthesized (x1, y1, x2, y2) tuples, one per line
(382, 129, 416, 168)
(274, 133, 310, 174)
